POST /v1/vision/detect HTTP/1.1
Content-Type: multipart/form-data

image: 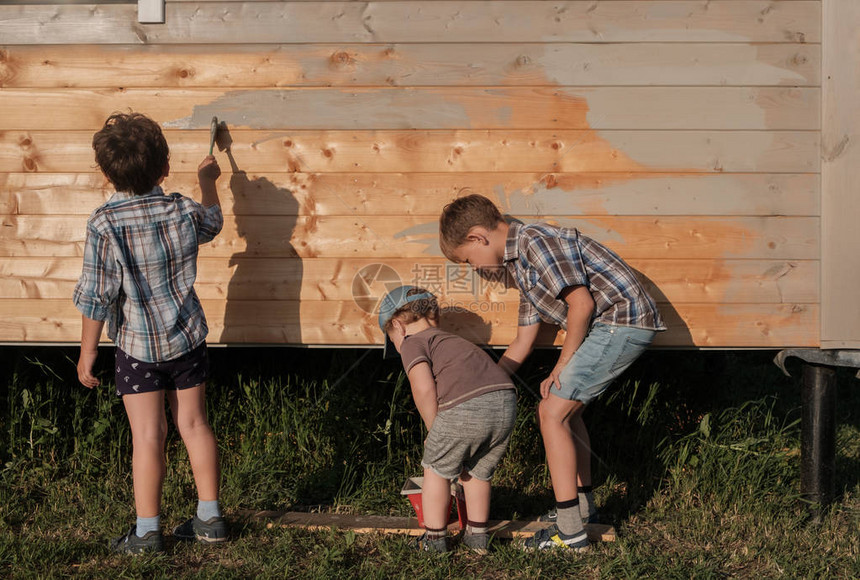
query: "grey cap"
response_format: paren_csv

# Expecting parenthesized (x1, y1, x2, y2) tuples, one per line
(378, 285, 435, 358)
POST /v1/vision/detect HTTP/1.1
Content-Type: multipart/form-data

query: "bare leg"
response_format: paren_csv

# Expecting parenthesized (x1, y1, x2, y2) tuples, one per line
(123, 390, 167, 518)
(167, 384, 219, 501)
(538, 395, 585, 502)
(570, 414, 592, 488)
(421, 468, 451, 530)
(459, 470, 490, 525)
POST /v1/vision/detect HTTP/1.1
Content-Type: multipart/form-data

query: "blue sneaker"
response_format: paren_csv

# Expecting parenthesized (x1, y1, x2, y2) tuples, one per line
(523, 524, 589, 552)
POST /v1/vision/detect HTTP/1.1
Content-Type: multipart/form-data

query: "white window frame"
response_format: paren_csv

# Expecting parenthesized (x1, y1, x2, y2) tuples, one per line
(138, 0, 165, 24)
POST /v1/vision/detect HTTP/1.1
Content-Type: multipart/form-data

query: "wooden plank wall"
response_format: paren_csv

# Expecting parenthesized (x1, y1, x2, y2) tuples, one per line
(0, 1, 821, 348)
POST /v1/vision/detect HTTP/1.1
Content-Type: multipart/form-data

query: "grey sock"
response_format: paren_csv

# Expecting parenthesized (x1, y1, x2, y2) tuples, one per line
(197, 500, 222, 521)
(136, 514, 160, 537)
(578, 487, 597, 520)
(555, 500, 585, 537)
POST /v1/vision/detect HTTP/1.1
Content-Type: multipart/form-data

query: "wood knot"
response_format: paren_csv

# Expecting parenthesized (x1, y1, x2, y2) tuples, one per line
(551, 141, 562, 151)
(330, 51, 355, 67)
(18, 136, 32, 148)
(283, 139, 293, 148)
(515, 55, 531, 67)
(322, 148, 334, 158)
(543, 174, 558, 189)
(22, 157, 37, 172)
(177, 68, 193, 79)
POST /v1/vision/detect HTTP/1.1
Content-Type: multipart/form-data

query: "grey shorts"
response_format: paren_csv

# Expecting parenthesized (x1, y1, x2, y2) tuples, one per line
(422, 389, 517, 481)
(555, 323, 656, 405)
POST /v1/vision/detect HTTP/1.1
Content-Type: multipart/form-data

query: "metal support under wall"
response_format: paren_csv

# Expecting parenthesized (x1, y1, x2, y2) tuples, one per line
(800, 363, 837, 522)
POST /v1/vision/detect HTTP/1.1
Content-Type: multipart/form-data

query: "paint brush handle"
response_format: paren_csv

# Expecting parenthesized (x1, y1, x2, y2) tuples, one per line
(208, 116, 219, 155)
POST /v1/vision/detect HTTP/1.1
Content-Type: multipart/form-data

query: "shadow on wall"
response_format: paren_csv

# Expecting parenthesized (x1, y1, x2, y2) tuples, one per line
(631, 267, 692, 347)
(216, 126, 302, 344)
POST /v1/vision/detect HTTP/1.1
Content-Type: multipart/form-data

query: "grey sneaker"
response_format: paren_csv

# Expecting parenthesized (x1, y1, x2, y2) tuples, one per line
(461, 532, 489, 554)
(414, 532, 449, 553)
(173, 515, 228, 543)
(523, 524, 589, 552)
(110, 525, 164, 554)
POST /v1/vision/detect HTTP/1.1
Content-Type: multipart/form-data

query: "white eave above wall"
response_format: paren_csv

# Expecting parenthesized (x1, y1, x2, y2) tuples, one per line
(138, 0, 164, 24)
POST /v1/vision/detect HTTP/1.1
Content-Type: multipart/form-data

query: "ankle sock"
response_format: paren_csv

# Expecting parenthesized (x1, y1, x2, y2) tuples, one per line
(424, 526, 447, 540)
(578, 485, 597, 521)
(555, 498, 585, 537)
(197, 500, 222, 522)
(136, 514, 160, 537)
(466, 520, 488, 535)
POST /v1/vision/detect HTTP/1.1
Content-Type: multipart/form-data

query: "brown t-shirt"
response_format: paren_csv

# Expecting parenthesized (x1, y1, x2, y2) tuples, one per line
(400, 327, 515, 412)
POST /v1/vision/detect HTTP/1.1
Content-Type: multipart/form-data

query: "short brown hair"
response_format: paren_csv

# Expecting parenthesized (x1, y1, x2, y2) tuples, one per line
(92, 112, 169, 196)
(438, 194, 505, 260)
(382, 287, 440, 332)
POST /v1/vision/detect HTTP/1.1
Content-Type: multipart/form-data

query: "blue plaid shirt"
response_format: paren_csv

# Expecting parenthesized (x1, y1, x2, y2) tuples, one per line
(504, 222, 666, 331)
(73, 186, 223, 362)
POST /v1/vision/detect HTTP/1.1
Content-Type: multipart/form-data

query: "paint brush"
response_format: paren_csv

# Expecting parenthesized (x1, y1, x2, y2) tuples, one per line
(208, 116, 219, 155)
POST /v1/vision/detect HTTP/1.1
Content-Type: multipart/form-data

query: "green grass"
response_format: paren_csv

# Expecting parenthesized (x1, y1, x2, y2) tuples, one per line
(1, 347, 858, 579)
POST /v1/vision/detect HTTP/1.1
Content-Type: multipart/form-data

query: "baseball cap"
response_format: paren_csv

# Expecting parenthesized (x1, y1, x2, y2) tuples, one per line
(378, 285, 435, 358)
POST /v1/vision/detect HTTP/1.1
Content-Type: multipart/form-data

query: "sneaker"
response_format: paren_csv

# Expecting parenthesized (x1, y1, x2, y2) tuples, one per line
(173, 515, 228, 543)
(523, 524, 589, 552)
(414, 532, 449, 553)
(461, 532, 489, 554)
(109, 525, 164, 554)
(538, 507, 601, 524)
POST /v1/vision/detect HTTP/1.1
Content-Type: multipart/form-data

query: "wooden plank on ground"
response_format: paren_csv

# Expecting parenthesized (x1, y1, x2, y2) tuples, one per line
(0, 130, 820, 174)
(3, 172, 820, 217)
(0, 87, 820, 131)
(0, 215, 820, 260)
(0, 2, 822, 45)
(250, 511, 616, 542)
(0, 43, 821, 88)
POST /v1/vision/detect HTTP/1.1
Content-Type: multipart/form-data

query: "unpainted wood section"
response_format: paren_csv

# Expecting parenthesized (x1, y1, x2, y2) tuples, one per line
(0, 256, 819, 305)
(0, 299, 820, 348)
(0, 130, 820, 174)
(0, 43, 820, 88)
(0, 215, 819, 260)
(820, 0, 860, 348)
(0, 87, 820, 131)
(3, 172, 820, 217)
(0, 2, 822, 45)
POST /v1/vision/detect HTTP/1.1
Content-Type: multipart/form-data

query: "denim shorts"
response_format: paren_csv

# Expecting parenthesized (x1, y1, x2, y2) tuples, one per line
(554, 323, 656, 405)
(114, 342, 209, 397)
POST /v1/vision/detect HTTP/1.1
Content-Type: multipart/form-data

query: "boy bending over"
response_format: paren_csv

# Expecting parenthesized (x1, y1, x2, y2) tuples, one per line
(379, 286, 517, 553)
(74, 112, 227, 553)
(439, 195, 665, 551)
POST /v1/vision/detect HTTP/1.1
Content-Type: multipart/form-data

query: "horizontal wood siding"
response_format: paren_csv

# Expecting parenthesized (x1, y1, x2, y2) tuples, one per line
(0, 0, 821, 348)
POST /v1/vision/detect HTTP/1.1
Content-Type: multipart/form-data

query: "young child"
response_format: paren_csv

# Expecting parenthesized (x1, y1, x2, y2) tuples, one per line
(379, 285, 517, 553)
(73, 112, 227, 554)
(439, 194, 666, 551)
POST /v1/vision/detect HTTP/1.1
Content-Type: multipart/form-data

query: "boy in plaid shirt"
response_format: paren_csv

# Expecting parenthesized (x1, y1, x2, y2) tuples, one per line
(74, 112, 226, 553)
(439, 194, 665, 551)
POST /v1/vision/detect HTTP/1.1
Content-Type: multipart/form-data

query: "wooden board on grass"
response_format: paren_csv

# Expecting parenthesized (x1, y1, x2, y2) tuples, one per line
(245, 510, 616, 542)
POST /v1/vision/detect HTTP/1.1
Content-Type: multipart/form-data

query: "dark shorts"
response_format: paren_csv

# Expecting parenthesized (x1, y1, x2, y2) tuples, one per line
(114, 342, 209, 397)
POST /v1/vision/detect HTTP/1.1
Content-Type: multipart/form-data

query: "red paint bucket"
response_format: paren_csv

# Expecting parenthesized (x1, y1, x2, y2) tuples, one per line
(400, 476, 468, 529)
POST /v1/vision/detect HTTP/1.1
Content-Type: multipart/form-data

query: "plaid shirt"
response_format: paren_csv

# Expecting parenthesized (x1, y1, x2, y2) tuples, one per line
(504, 222, 666, 331)
(73, 187, 223, 362)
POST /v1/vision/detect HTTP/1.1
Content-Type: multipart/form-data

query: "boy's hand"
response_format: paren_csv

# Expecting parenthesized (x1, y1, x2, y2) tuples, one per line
(540, 365, 565, 399)
(77, 348, 100, 389)
(198, 155, 221, 183)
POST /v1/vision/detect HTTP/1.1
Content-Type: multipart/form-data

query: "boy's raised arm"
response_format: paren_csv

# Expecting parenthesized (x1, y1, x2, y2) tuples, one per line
(407, 362, 438, 431)
(197, 155, 221, 208)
